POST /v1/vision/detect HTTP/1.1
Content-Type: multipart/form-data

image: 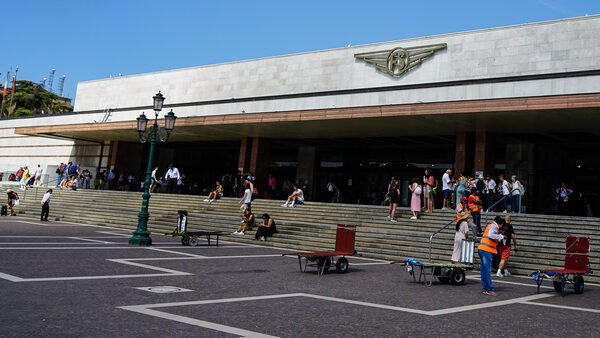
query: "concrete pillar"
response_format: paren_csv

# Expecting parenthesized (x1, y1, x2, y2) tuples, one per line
(454, 132, 474, 176)
(249, 137, 270, 191)
(237, 137, 250, 174)
(109, 141, 119, 170)
(296, 145, 318, 200)
(506, 143, 535, 213)
(474, 130, 496, 175)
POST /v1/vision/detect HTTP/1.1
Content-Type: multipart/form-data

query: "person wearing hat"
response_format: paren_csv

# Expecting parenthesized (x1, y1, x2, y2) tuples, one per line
(455, 195, 468, 214)
(6, 189, 19, 216)
(451, 210, 470, 262)
(477, 216, 507, 296)
(40, 189, 53, 221)
(468, 188, 483, 235)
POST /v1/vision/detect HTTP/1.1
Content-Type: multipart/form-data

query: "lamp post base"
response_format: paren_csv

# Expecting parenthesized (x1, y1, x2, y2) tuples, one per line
(128, 231, 153, 246)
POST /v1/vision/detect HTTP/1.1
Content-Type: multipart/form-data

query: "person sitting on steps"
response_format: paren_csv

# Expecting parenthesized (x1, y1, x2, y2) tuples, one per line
(204, 181, 223, 203)
(281, 184, 304, 207)
(254, 213, 277, 241)
(233, 208, 255, 235)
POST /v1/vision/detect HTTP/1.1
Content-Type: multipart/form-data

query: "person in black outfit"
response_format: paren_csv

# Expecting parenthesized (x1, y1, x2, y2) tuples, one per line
(255, 213, 277, 241)
(40, 189, 53, 221)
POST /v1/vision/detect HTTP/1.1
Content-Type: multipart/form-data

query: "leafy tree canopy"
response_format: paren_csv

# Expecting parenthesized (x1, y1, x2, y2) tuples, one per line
(0, 80, 72, 118)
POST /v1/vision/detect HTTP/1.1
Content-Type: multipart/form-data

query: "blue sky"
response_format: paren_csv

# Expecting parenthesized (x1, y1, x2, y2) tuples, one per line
(3, 0, 600, 104)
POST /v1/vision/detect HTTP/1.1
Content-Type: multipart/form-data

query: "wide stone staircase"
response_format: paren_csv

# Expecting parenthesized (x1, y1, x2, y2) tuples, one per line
(6, 185, 600, 283)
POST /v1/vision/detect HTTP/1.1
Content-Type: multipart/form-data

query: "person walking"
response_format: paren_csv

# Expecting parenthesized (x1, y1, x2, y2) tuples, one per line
(477, 216, 506, 296)
(33, 165, 44, 187)
(164, 164, 180, 193)
(6, 189, 19, 216)
(19, 166, 30, 190)
(40, 189, 53, 221)
(498, 174, 511, 213)
(510, 175, 525, 213)
(496, 215, 517, 277)
(409, 177, 422, 220)
(442, 169, 453, 210)
(451, 210, 470, 263)
(387, 181, 400, 222)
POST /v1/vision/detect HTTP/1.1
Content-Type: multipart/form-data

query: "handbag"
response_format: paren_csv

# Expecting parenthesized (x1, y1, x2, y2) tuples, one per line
(13, 199, 20, 206)
(414, 185, 422, 195)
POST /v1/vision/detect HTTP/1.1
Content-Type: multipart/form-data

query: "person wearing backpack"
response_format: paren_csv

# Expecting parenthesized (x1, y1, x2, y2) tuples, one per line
(409, 177, 422, 220)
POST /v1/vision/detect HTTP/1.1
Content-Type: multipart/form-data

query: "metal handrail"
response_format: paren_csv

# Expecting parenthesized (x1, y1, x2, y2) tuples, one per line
(483, 187, 523, 223)
(428, 219, 454, 261)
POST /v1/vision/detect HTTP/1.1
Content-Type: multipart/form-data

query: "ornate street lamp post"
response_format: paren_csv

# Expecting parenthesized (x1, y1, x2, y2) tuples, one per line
(129, 92, 177, 246)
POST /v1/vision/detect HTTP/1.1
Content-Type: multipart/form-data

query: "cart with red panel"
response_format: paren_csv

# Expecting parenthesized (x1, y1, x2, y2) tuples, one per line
(283, 224, 356, 275)
(531, 235, 591, 294)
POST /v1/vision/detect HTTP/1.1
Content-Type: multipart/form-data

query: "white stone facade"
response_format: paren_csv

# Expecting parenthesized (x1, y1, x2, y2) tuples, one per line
(2, 15, 600, 175)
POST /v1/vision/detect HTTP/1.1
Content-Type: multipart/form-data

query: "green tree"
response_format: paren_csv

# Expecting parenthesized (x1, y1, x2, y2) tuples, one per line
(0, 80, 72, 117)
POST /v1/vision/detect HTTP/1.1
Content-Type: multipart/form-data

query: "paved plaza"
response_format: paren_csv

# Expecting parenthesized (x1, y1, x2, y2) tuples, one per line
(0, 218, 598, 337)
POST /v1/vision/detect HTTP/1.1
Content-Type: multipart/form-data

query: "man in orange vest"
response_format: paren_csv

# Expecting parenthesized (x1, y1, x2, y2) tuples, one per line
(477, 216, 506, 296)
(468, 188, 483, 235)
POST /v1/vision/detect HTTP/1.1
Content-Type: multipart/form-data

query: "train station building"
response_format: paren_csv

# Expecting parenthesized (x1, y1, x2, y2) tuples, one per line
(2, 15, 600, 214)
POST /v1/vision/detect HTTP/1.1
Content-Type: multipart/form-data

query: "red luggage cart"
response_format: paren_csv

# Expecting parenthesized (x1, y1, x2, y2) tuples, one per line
(531, 235, 591, 294)
(283, 224, 356, 275)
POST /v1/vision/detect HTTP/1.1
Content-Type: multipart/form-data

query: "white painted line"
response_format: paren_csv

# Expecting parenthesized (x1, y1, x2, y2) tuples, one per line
(96, 231, 131, 237)
(427, 294, 554, 316)
(0, 273, 190, 282)
(510, 273, 600, 288)
(0, 243, 119, 245)
(120, 307, 278, 338)
(122, 293, 305, 309)
(0, 272, 24, 282)
(107, 259, 192, 275)
(523, 300, 600, 313)
(145, 247, 208, 258)
(347, 262, 391, 266)
(302, 293, 430, 315)
(0, 257, 192, 283)
(0, 247, 141, 250)
(124, 254, 283, 262)
(68, 237, 115, 244)
(467, 275, 554, 290)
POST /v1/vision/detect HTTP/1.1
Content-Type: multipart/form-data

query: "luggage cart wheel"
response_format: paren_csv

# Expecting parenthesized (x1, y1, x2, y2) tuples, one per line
(335, 257, 349, 273)
(181, 235, 190, 246)
(188, 236, 198, 247)
(574, 275, 585, 294)
(318, 257, 331, 273)
(553, 280, 564, 293)
(449, 269, 466, 285)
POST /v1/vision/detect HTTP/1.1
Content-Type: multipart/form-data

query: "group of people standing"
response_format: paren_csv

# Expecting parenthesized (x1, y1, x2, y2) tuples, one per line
(8, 165, 44, 190)
(441, 169, 525, 213)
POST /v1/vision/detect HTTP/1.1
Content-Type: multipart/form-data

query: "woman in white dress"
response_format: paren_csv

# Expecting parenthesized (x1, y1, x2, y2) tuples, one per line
(451, 210, 470, 263)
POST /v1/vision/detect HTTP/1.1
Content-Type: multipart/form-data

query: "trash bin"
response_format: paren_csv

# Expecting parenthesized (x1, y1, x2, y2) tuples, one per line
(177, 210, 188, 234)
